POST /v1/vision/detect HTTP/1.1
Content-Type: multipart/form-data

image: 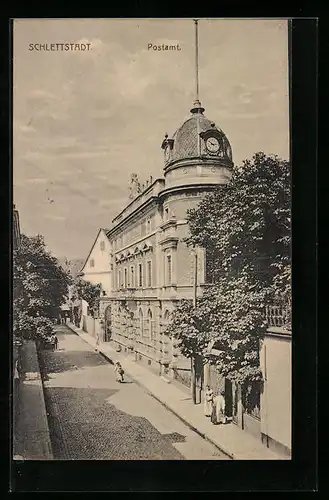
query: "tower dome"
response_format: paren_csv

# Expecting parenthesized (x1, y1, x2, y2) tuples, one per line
(159, 20, 233, 194)
(170, 105, 233, 165)
(160, 102, 233, 192)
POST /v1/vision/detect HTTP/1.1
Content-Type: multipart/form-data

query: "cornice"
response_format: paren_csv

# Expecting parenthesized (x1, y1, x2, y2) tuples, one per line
(107, 197, 159, 237)
(158, 182, 220, 200)
(164, 155, 233, 173)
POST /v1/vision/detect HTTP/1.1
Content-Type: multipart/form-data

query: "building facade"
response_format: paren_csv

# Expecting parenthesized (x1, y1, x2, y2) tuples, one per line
(79, 228, 112, 296)
(13, 205, 22, 303)
(99, 99, 233, 377)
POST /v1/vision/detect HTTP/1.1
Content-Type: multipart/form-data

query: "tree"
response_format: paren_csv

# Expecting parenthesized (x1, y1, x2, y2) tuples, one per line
(165, 299, 211, 359)
(72, 278, 101, 317)
(186, 152, 291, 298)
(167, 152, 291, 390)
(164, 298, 211, 404)
(201, 277, 267, 384)
(13, 234, 72, 340)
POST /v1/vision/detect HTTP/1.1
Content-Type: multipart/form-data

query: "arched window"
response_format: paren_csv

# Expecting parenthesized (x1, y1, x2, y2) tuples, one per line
(147, 309, 154, 340)
(139, 308, 143, 337)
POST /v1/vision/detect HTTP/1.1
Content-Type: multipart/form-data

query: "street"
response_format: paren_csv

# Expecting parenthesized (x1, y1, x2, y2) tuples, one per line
(39, 325, 227, 460)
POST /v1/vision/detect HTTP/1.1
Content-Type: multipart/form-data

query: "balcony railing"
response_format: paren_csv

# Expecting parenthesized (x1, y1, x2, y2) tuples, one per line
(265, 304, 291, 330)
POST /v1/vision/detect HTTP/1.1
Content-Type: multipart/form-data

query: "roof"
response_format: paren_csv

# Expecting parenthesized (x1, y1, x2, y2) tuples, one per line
(169, 110, 232, 163)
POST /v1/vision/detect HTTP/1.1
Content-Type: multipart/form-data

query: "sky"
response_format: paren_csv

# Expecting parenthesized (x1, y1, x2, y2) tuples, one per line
(13, 18, 289, 260)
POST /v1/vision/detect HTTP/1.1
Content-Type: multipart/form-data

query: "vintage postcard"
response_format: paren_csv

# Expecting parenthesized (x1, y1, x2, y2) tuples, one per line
(13, 18, 291, 462)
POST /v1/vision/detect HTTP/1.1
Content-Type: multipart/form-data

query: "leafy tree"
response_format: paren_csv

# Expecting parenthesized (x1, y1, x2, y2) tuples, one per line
(165, 299, 212, 360)
(201, 276, 267, 384)
(168, 152, 291, 389)
(13, 234, 72, 340)
(186, 152, 291, 298)
(72, 278, 101, 317)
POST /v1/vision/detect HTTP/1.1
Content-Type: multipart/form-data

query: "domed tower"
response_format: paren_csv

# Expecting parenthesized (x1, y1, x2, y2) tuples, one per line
(161, 100, 233, 192)
(160, 22, 233, 201)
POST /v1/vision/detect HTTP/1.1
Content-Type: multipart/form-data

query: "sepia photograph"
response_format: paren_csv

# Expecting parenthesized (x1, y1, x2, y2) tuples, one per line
(13, 18, 291, 462)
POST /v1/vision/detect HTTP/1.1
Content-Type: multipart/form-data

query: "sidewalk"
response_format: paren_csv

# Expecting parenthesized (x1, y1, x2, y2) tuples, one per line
(13, 341, 53, 460)
(67, 322, 285, 460)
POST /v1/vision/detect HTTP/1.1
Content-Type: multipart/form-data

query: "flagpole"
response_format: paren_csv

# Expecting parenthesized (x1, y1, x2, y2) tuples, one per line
(194, 19, 199, 102)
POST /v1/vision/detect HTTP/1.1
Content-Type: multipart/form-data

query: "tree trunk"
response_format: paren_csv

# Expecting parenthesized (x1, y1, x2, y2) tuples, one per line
(191, 355, 203, 405)
(191, 357, 196, 404)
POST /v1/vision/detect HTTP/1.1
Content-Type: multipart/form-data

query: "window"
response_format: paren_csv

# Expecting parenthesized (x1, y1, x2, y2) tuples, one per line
(141, 221, 146, 237)
(205, 248, 216, 283)
(167, 255, 172, 285)
(164, 207, 169, 220)
(147, 309, 155, 340)
(124, 268, 128, 288)
(118, 269, 122, 289)
(147, 260, 152, 287)
(90, 259, 95, 268)
(145, 309, 152, 339)
(147, 218, 151, 234)
(130, 265, 135, 288)
(138, 263, 143, 287)
(100, 241, 105, 251)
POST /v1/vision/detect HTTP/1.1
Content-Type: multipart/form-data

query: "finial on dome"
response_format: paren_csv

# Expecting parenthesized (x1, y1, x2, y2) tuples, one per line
(190, 99, 205, 114)
(165, 133, 168, 139)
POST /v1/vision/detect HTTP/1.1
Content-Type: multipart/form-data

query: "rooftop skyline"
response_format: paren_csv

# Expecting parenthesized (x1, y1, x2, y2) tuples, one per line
(13, 18, 289, 259)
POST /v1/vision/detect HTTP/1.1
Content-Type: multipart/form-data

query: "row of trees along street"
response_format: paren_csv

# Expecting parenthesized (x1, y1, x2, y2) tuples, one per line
(166, 152, 291, 407)
(13, 234, 72, 341)
(13, 234, 101, 342)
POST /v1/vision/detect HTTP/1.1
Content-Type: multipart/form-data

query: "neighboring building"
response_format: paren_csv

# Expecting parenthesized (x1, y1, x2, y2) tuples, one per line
(98, 98, 233, 379)
(13, 204, 21, 250)
(58, 257, 85, 280)
(13, 205, 22, 303)
(78, 229, 112, 296)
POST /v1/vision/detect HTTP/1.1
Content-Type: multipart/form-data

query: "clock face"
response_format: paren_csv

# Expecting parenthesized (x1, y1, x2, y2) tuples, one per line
(206, 137, 220, 153)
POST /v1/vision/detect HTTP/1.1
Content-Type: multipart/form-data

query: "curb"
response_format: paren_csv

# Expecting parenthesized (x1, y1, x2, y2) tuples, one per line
(35, 345, 54, 460)
(67, 324, 234, 460)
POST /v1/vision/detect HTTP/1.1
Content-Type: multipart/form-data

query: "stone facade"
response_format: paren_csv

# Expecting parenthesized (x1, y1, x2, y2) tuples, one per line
(99, 101, 233, 378)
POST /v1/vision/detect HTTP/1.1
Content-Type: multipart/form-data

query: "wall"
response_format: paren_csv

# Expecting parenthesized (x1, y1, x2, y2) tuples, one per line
(82, 314, 101, 339)
(83, 272, 112, 295)
(260, 331, 292, 457)
(14, 341, 53, 459)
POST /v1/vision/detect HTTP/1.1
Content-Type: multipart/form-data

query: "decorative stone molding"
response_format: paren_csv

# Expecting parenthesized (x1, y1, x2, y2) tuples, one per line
(159, 236, 179, 249)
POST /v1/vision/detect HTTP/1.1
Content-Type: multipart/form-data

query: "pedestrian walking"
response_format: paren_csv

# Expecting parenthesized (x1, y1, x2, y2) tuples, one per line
(54, 334, 58, 350)
(204, 385, 214, 417)
(95, 333, 100, 352)
(114, 361, 124, 383)
(211, 390, 226, 425)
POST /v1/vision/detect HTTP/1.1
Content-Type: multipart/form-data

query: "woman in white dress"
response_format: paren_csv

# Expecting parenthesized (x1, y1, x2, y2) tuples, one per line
(211, 390, 226, 425)
(204, 385, 214, 417)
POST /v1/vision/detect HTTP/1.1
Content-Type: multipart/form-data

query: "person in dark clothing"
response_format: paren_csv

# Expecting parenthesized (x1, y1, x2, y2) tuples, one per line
(115, 362, 124, 382)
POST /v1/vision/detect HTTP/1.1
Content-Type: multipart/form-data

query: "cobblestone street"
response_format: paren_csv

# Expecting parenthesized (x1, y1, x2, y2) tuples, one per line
(39, 325, 227, 460)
